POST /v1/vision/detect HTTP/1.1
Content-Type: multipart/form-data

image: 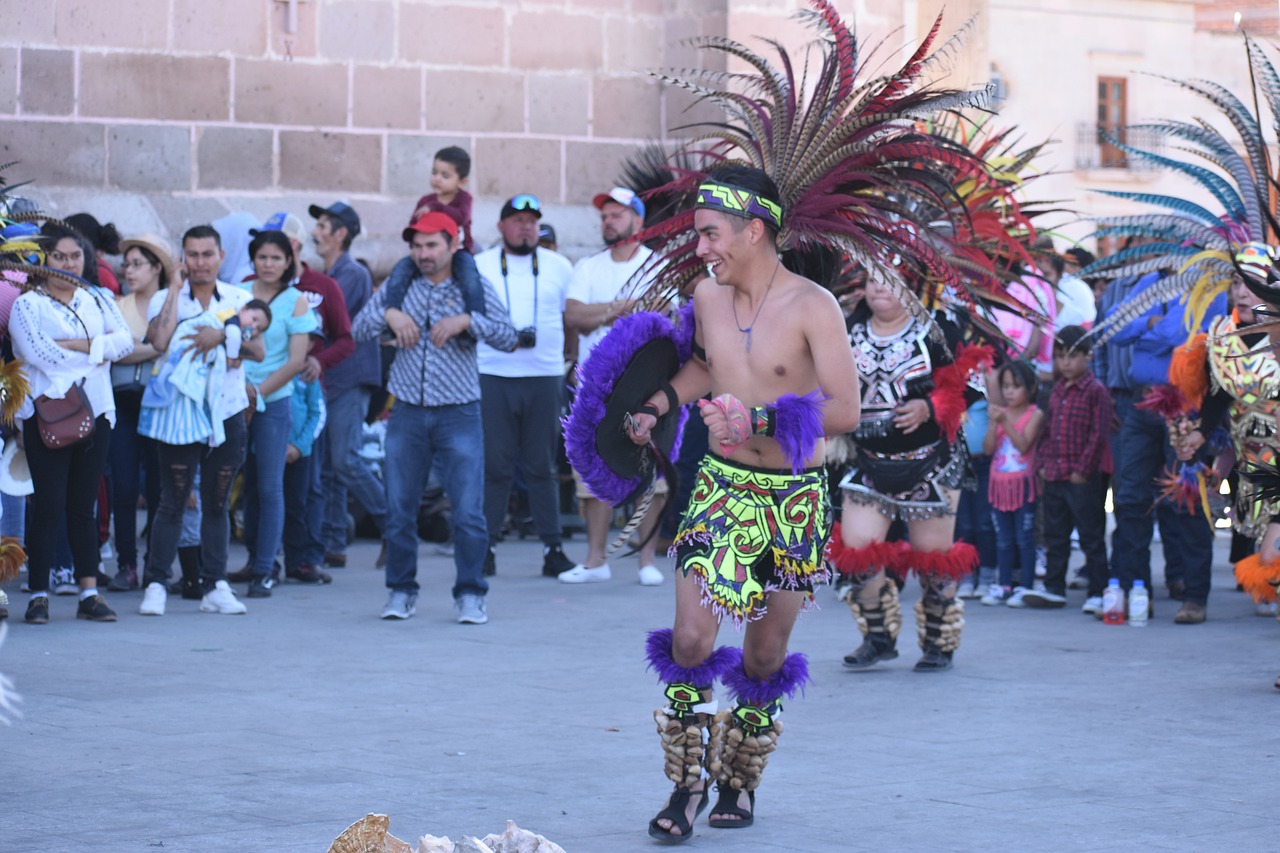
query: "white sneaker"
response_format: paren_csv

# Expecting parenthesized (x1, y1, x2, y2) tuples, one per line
(957, 581, 977, 599)
(139, 582, 167, 616)
(1255, 601, 1278, 617)
(1082, 595, 1104, 615)
(1006, 586, 1029, 608)
(980, 584, 1007, 606)
(52, 567, 77, 595)
(200, 580, 247, 615)
(559, 563, 612, 583)
(638, 564, 664, 586)
(455, 593, 488, 624)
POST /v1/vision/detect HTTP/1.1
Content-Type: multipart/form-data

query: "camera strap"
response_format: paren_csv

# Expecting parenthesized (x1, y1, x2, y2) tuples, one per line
(499, 248, 538, 329)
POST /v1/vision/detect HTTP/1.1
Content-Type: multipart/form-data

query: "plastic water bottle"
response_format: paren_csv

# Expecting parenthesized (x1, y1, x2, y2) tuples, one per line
(1102, 578, 1125, 625)
(1128, 580, 1149, 628)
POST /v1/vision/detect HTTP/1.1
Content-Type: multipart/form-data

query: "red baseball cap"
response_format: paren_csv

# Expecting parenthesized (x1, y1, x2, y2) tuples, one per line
(403, 211, 458, 243)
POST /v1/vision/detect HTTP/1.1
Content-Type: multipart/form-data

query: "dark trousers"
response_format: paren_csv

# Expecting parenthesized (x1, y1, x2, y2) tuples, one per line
(23, 416, 113, 592)
(108, 389, 160, 570)
(1110, 399, 1214, 603)
(479, 374, 563, 547)
(954, 454, 997, 571)
(1042, 476, 1109, 597)
(146, 413, 248, 587)
(283, 430, 326, 570)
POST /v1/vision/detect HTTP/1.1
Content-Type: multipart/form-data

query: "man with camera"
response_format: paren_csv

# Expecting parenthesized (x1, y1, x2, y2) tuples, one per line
(473, 193, 577, 578)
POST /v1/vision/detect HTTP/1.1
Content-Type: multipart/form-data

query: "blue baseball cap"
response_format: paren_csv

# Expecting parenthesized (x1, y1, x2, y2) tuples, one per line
(593, 186, 645, 219)
(308, 201, 361, 238)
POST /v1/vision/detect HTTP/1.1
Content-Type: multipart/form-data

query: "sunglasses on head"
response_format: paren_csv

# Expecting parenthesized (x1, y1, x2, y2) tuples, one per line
(509, 193, 541, 212)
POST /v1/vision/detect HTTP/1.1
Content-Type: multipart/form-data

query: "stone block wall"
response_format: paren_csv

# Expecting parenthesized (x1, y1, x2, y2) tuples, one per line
(0, 0, 901, 268)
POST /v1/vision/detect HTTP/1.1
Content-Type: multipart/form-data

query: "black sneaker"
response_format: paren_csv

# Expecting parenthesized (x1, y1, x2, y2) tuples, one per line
(107, 565, 138, 592)
(25, 596, 49, 624)
(286, 564, 332, 584)
(76, 594, 118, 622)
(247, 576, 275, 598)
(542, 545, 574, 578)
(482, 547, 497, 578)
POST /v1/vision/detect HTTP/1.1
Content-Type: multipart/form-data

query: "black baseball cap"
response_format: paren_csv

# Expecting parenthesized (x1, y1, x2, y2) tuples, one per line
(538, 223, 557, 244)
(308, 201, 361, 238)
(500, 193, 542, 220)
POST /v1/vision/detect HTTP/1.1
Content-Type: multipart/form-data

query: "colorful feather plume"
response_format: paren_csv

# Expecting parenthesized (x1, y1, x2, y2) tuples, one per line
(1084, 34, 1280, 347)
(0, 360, 29, 426)
(629, 2, 993, 333)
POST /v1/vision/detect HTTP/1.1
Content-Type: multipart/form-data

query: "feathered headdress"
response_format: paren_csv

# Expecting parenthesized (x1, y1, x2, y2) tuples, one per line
(1081, 34, 1280, 345)
(629, 2, 994, 332)
(0, 162, 93, 292)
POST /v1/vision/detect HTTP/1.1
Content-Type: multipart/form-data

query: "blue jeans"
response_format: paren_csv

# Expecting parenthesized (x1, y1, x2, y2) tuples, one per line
(383, 401, 488, 599)
(994, 502, 1037, 589)
(955, 454, 997, 576)
(242, 398, 292, 578)
(1110, 399, 1213, 603)
(322, 386, 386, 553)
(1, 492, 25, 539)
(283, 429, 326, 570)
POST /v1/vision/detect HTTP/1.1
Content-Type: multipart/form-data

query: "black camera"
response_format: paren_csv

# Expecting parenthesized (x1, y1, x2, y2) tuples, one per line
(517, 327, 537, 349)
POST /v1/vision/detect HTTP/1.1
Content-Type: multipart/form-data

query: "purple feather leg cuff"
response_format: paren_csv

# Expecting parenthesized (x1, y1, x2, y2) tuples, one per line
(774, 389, 827, 473)
(720, 647, 811, 708)
(645, 628, 737, 686)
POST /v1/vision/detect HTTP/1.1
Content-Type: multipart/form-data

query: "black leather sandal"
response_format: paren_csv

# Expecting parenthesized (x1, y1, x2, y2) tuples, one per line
(708, 784, 755, 828)
(647, 784, 709, 843)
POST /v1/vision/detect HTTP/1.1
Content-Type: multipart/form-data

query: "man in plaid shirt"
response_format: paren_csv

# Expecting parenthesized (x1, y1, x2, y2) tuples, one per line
(1024, 325, 1113, 608)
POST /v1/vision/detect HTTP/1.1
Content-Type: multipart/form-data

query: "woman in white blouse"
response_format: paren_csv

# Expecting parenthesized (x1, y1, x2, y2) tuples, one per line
(10, 225, 134, 624)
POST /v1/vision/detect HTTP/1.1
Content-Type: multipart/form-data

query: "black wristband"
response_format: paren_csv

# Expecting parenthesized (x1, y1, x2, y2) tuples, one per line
(637, 403, 660, 420)
(660, 382, 680, 416)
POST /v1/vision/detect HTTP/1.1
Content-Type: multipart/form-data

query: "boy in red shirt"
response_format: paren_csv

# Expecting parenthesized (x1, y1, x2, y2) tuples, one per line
(1023, 325, 1112, 609)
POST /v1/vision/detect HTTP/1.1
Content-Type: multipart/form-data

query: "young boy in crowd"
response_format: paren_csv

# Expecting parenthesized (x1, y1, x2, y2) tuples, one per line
(382, 146, 486, 317)
(1023, 325, 1112, 609)
(412, 146, 474, 254)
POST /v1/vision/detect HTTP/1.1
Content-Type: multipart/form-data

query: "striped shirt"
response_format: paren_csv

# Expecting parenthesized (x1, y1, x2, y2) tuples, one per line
(352, 271, 516, 407)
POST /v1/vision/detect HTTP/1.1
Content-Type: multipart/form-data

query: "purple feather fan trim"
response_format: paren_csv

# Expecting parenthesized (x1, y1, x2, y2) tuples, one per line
(774, 390, 827, 474)
(645, 628, 737, 686)
(563, 310, 688, 506)
(720, 647, 811, 707)
(672, 299, 696, 363)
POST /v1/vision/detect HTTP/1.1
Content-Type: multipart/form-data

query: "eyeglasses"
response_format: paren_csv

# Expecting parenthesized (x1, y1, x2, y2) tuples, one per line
(48, 251, 84, 264)
(508, 194, 541, 212)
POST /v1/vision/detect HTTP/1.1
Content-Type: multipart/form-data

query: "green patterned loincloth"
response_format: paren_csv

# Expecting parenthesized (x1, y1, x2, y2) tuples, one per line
(671, 454, 831, 627)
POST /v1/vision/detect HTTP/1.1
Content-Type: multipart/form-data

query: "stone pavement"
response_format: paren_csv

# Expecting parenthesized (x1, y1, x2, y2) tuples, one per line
(1, 533, 1275, 852)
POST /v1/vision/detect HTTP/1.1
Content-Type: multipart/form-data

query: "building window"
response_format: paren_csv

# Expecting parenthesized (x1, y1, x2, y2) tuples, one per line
(1097, 77, 1127, 167)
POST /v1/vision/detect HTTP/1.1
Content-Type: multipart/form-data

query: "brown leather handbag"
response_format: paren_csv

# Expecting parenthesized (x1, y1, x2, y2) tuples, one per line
(34, 383, 96, 449)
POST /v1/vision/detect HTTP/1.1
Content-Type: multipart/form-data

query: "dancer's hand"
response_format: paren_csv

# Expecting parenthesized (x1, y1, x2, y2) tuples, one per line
(893, 399, 930, 434)
(627, 411, 656, 445)
(1176, 429, 1205, 462)
(699, 394, 751, 453)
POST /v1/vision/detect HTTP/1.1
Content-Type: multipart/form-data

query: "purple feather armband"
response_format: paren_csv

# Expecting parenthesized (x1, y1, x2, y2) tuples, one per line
(771, 390, 827, 473)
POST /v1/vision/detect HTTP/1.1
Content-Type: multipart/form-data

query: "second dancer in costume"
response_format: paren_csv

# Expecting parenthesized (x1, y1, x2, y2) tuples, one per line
(827, 281, 989, 673)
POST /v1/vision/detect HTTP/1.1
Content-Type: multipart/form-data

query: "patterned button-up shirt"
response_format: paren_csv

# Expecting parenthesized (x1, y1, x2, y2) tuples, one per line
(1043, 370, 1113, 482)
(352, 269, 516, 407)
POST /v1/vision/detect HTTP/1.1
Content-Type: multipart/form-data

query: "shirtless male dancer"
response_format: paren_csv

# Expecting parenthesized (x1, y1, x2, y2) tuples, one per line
(627, 165, 861, 840)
